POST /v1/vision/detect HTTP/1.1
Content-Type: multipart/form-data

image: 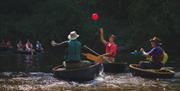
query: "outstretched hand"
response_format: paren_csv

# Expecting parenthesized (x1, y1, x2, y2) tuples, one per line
(99, 27, 107, 44)
(51, 40, 56, 46)
(140, 48, 144, 52)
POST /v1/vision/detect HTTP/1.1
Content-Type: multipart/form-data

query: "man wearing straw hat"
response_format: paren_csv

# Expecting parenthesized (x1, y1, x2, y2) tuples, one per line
(139, 36, 165, 69)
(51, 31, 85, 69)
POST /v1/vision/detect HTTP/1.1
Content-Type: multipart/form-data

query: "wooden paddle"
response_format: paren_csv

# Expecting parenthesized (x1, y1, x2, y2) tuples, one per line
(83, 45, 111, 63)
(82, 53, 103, 63)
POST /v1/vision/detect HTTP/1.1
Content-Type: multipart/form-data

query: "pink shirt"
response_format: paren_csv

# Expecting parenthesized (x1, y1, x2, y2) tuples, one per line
(105, 42, 117, 57)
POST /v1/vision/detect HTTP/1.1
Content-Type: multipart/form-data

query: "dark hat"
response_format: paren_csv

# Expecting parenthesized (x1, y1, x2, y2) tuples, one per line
(150, 36, 162, 45)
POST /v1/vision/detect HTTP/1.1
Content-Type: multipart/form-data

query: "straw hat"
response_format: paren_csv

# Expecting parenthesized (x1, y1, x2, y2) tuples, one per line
(68, 31, 79, 40)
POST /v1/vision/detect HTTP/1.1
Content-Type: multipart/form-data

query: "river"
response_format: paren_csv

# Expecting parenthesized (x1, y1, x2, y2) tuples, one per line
(0, 51, 180, 91)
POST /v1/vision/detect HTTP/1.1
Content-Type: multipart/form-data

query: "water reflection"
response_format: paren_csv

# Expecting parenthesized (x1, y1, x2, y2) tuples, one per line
(24, 55, 33, 75)
(16, 54, 24, 72)
(0, 53, 180, 91)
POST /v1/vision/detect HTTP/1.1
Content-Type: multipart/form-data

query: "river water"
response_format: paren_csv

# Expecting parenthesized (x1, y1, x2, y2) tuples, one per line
(0, 51, 180, 91)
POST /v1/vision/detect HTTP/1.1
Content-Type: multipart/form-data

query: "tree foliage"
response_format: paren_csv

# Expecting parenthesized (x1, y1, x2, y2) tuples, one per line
(0, 0, 179, 61)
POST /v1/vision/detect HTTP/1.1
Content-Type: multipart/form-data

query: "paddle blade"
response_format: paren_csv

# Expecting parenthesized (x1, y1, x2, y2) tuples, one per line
(82, 53, 102, 63)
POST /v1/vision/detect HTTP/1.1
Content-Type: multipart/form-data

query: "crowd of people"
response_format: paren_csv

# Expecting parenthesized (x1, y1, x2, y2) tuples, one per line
(0, 40, 44, 54)
(0, 40, 13, 49)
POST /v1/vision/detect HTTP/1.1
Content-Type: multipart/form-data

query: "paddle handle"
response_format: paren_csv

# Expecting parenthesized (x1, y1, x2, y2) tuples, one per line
(83, 45, 111, 63)
(83, 45, 100, 56)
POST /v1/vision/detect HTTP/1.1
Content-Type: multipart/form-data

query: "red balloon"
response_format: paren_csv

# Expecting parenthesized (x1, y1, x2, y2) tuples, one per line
(91, 13, 99, 21)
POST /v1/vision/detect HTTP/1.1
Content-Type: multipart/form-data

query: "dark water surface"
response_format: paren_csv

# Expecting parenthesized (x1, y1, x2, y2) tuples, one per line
(0, 52, 180, 91)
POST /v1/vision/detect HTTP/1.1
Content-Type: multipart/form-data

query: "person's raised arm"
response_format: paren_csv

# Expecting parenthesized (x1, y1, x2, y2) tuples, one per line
(99, 28, 107, 45)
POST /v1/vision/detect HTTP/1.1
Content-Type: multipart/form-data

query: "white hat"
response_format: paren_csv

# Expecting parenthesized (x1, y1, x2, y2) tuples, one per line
(68, 31, 79, 40)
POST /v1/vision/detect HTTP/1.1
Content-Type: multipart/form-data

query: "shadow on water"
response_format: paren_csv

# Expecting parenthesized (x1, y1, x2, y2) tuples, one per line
(0, 53, 180, 91)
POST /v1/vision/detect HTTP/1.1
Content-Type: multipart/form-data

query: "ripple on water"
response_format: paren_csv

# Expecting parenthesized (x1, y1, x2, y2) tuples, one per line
(0, 72, 180, 91)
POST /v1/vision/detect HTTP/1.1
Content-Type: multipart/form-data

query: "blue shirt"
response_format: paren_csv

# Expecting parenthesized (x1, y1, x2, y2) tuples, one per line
(147, 46, 163, 63)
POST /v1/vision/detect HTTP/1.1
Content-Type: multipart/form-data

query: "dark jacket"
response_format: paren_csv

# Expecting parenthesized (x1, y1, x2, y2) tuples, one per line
(64, 39, 81, 61)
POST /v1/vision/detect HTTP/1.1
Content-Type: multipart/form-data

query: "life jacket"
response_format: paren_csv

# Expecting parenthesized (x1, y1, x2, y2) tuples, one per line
(162, 51, 168, 64)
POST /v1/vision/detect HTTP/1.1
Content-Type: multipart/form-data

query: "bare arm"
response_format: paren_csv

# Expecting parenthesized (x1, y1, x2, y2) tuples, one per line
(51, 40, 69, 46)
(99, 28, 107, 45)
(140, 48, 150, 57)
